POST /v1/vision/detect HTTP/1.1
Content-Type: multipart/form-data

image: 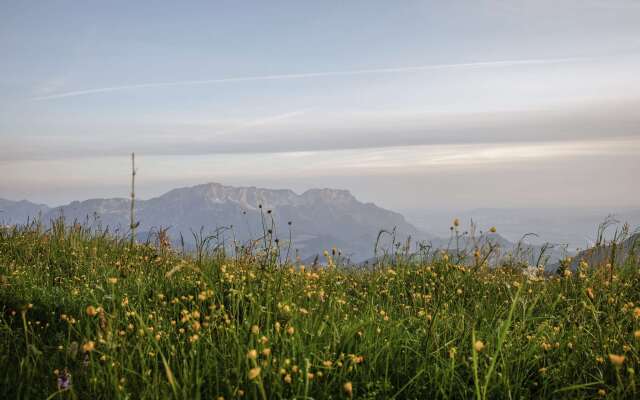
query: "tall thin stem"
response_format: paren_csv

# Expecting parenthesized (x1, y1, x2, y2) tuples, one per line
(130, 152, 136, 247)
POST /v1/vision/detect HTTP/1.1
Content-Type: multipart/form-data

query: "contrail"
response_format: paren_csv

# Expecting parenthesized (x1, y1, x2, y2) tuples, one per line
(33, 57, 586, 101)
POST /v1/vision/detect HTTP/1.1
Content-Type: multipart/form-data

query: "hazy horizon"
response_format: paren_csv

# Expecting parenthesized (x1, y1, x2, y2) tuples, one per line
(2, 1, 640, 210)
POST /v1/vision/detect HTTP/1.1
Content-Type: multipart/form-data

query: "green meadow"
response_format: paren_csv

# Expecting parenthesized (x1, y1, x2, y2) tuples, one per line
(1, 221, 639, 399)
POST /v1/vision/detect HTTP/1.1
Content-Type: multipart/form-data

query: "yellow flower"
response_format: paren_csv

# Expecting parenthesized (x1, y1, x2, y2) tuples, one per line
(247, 349, 258, 360)
(586, 288, 595, 301)
(474, 340, 485, 352)
(86, 305, 98, 317)
(261, 348, 271, 357)
(489, 227, 497, 233)
(248, 367, 261, 380)
(286, 326, 295, 336)
(634, 307, 640, 319)
(634, 330, 640, 339)
(609, 354, 625, 366)
(284, 374, 292, 384)
(107, 277, 118, 284)
(251, 325, 260, 335)
(343, 381, 353, 397)
(82, 341, 96, 353)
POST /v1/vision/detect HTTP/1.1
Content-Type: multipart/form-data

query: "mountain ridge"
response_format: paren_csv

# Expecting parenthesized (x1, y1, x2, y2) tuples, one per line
(1, 182, 423, 262)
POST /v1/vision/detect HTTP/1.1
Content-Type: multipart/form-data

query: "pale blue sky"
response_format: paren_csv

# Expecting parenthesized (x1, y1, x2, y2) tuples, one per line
(1, 0, 640, 209)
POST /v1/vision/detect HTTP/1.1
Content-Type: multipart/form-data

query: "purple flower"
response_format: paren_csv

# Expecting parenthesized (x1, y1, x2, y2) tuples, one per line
(57, 369, 71, 390)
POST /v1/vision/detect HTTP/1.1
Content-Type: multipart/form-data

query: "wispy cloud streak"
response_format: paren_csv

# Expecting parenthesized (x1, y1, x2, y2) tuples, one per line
(33, 57, 586, 100)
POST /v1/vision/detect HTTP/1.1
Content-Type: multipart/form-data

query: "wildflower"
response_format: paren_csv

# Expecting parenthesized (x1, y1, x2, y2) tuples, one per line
(351, 354, 364, 364)
(586, 288, 595, 301)
(247, 349, 258, 360)
(634, 330, 640, 339)
(322, 360, 333, 368)
(343, 381, 353, 397)
(449, 347, 457, 359)
(474, 340, 485, 352)
(609, 354, 625, 366)
(85, 305, 98, 317)
(251, 325, 260, 335)
(56, 369, 71, 390)
(274, 321, 281, 333)
(489, 227, 497, 233)
(598, 389, 606, 397)
(261, 348, 271, 357)
(453, 218, 460, 227)
(248, 367, 261, 380)
(284, 374, 292, 384)
(286, 326, 295, 335)
(107, 277, 118, 284)
(82, 341, 95, 353)
(634, 307, 640, 319)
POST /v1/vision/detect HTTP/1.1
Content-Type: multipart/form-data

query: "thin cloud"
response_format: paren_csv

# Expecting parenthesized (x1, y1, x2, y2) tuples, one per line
(33, 57, 586, 100)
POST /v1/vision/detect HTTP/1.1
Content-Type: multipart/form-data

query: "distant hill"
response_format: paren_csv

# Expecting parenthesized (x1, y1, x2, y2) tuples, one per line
(565, 232, 640, 270)
(0, 199, 50, 224)
(1, 183, 426, 262)
(403, 207, 640, 252)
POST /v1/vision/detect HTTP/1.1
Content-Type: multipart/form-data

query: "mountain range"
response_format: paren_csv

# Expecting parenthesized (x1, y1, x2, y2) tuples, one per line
(5, 182, 625, 265)
(1, 183, 426, 262)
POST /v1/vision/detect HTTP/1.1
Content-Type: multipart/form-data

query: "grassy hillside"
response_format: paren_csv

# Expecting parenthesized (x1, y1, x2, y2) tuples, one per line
(1, 221, 639, 399)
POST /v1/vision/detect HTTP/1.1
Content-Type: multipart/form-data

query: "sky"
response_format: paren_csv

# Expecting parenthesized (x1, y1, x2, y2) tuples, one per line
(1, 0, 640, 211)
